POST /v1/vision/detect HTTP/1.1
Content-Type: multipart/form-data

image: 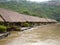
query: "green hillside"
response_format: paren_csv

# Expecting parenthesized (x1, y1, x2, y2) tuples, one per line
(0, 0, 60, 21)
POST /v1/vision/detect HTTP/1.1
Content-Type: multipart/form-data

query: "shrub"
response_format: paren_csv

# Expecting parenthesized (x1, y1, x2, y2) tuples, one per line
(22, 10, 30, 15)
(0, 25, 7, 33)
(7, 26, 21, 31)
(0, 22, 4, 25)
(22, 23, 30, 27)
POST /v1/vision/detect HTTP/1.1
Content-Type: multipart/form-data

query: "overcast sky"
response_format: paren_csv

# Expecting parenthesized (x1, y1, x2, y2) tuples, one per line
(27, 0, 50, 2)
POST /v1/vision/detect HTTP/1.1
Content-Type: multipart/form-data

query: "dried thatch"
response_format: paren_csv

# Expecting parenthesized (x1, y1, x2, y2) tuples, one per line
(0, 8, 26, 22)
(46, 18, 57, 22)
(0, 8, 57, 23)
(0, 17, 4, 22)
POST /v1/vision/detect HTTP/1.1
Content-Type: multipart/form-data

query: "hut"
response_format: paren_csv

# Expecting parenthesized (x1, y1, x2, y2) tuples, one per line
(0, 17, 4, 22)
(0, 16, 4, 25)
(0, 8, 57, 27)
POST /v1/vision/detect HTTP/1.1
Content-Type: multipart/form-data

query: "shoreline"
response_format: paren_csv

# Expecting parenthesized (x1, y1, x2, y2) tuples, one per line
(0, 32, 10, 39)
(0, 23, 57, 39)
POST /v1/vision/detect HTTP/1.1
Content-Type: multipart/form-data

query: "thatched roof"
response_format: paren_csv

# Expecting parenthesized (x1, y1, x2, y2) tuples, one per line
(46, 18, 57, 22)
(0, 17, 4, 22)
(0, 8, 57, 23)
(0, 8, 26, 22)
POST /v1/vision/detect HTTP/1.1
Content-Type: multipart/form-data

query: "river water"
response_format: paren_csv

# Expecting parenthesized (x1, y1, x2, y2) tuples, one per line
(0, 24, 60, 45)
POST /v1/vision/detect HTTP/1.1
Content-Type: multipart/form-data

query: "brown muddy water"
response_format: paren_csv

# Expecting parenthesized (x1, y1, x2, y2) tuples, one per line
(0, 24, 60, 45)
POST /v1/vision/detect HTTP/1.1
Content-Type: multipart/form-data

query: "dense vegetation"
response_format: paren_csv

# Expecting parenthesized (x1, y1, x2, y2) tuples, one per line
(0, 0, 60, 21)
(0, 25, 7, 33)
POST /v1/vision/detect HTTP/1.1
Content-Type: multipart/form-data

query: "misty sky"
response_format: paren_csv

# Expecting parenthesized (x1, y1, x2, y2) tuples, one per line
(0, 0, 51, 2)
(27, 0, 50, 2)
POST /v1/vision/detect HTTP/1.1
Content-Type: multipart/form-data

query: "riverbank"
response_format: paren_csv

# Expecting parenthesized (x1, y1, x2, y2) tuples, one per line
(0, 24, 60, 45)
(0, 24, 57, 39)
(0, 32, 10, 39)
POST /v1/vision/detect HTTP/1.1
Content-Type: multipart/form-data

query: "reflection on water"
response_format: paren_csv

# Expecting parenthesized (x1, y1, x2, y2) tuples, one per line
(0, 24, 60, 45)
